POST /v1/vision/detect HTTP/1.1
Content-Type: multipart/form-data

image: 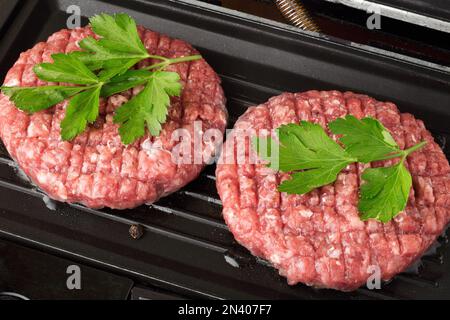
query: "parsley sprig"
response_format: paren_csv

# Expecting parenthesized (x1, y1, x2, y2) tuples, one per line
(255, 115, 426, 223)
(0, 13, 201, 144)
(256, 122, 357, 194)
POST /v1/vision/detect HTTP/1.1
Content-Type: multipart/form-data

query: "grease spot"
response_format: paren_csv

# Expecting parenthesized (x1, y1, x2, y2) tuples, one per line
(43, 195, 57, 211)
(224, 254, 240, 268)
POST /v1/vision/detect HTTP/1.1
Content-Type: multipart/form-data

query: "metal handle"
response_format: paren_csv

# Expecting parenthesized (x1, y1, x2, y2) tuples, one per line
(274, 0, 320, 32)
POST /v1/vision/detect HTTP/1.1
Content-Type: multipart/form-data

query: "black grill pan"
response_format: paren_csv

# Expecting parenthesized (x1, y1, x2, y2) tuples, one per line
(323, 0, 450, 32)
(0, 0, 450, 299)
(0, 0, 20, 38)
(372, 0, 450, 23)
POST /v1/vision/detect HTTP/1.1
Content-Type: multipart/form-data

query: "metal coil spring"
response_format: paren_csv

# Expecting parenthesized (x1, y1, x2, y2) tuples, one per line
(274, 0, 321, 32)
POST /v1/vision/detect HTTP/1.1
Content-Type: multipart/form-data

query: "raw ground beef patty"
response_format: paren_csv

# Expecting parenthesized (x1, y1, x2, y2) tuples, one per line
(216, 91, 450, 291)
(0, 26, 227, 209)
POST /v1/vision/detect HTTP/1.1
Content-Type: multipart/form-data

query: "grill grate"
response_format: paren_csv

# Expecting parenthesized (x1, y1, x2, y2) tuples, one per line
(0, 119, 449, 298)
(0, 0, 450, 299)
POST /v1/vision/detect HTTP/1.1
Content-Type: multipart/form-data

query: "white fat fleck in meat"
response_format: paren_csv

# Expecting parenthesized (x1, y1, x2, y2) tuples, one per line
(269, 253, 282, 265)
(27, 121, 48, 137)
(265, 214, 279, 222)
(296, 259, 306, 272)
(324, 99, 343, 115)
(36, 172, 68, 200)
(4, 79, 20, 87)
(141, 138, 167, 158)
(132, 85, 145, 96)
(141, 138, 153, 152)
(299, 209, 314, 218)
(109, 94, 129, 109)
(327, 246, 342, 259)
(344, 247, 351, 255)
(257, 166, 276, 176)
(23, 146, 37, 160)
(348, 215, 365, 230)
(89, 153, 98, 163)
(141, 139, 174, 174)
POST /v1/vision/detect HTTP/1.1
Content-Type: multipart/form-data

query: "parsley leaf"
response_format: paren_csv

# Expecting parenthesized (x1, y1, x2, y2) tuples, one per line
(33, 54, 99, 85)
(90, 13, 147, 56)
(74, 37, 143, 80)
(329, 116, 427, 222)
(2, 13, 201, 145)
(358, 140, 427, 221)
(254, 117, 427, 223)
(113, 71, 182, 144)
(1, 86, 85, 112)
(72, 13, 150, 79)
(100, 69, 151, 97)
(359, 162, 412, 222)
(278, 162, 352, 194)
(329, 115, 400, 163)
(61, 86, 102, 141)
(256, 122, 357, 194)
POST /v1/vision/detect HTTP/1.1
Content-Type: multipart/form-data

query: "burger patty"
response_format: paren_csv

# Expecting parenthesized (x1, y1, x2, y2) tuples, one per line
(216, 91, 450, 291)
(0, 26, 227, 209)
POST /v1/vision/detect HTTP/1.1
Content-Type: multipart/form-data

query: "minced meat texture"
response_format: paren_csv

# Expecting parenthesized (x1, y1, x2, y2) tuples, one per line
(216, 91, 450, 291)
(0, 26, 227, 209)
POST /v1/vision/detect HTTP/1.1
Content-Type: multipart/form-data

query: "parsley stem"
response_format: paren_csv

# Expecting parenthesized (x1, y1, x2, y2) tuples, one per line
(146, 55, 170, 61)
(166, 55, 202, 64)
(373, 140, 427, 161)
(375, 154, 401, 161)
(404, 140, 427, 156)
(143, 55, 202, 71)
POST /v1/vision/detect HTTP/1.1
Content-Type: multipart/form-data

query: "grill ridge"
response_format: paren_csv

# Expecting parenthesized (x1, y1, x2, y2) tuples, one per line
(0, 0, 448, 298)
(0, 133, 448, 294)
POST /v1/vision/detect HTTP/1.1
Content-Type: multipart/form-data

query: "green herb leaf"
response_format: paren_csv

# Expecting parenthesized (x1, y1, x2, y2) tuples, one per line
(97, 60, 142, 82)
(1, 86, 85, 112)
(89, 13, 147, 55)
(33, 54, 99, 85)
(74, 37, 143, 78)
(256, 122, 357, 194)
(101, 69, 151, 97)
(254, 117, 427, 223)
(359, 162, 412, 222)
(61, 86, 101, 141)
(71, 13, 149, 79)
(97, 55, 202, 85)
(113, 71, 181, 144)
(3, 13, 200, 145)
(329, 115, 400, 163)
(278, 162, 352, 194)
